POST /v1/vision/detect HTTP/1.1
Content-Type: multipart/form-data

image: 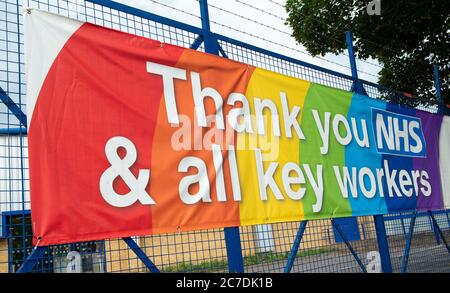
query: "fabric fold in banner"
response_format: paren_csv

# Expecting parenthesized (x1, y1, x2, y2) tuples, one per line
(25, 9, 450, 246)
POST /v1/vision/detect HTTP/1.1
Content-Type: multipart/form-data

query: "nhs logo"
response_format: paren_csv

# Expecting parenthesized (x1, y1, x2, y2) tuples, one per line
(372, 108, 426, 157)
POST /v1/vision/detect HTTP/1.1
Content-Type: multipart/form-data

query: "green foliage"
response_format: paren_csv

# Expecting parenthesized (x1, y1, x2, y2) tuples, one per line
(285, 0, 450, 106)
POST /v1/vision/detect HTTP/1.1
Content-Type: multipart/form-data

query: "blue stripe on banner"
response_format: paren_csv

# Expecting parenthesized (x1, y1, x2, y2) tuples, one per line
(382, 103, 417, 213)
(345, 93, 388, 216)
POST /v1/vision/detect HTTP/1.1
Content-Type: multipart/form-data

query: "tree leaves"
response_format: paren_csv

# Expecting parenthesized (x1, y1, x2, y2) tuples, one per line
(285, 0, 450, 105)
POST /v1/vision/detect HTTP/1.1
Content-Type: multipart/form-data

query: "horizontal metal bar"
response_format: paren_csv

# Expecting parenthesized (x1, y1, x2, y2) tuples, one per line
(0, 127, 28, 135)
(361, 79, 445, 107)
(1, 210, 31, 217)
(384, 209, 450, 221)
(86, 0, 204, 36)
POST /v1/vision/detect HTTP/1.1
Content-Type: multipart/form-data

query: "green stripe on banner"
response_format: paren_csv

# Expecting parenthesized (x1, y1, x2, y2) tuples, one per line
(300, 84, 353, 219)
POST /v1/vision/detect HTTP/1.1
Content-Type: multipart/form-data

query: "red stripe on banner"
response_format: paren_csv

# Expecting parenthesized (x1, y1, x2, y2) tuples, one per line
(29, 23, 185, 245)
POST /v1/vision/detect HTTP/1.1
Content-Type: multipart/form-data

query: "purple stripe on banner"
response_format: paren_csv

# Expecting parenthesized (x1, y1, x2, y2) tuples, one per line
(414, 111, 443, 210)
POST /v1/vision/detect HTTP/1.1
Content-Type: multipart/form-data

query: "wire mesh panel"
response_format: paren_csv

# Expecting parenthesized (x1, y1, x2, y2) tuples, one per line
(385, 211, 450, 273)
(0, 0, 28, 267)
(240, 217, 380, 273)
(0, 0, 449, 274)
(0, 0, 25, 129)
(102, 230, 228, 273)
(218, 40, 354, 92)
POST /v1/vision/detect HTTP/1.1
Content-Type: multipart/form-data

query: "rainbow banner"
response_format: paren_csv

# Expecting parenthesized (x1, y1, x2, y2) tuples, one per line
(25, 9, 450, 245)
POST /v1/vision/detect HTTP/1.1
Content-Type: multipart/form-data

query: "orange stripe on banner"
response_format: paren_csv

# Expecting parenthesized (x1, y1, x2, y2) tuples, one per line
(150, 49, 255, 233)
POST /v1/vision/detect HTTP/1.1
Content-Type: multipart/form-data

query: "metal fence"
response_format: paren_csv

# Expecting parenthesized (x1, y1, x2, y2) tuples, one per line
(0, 0, 449, 273)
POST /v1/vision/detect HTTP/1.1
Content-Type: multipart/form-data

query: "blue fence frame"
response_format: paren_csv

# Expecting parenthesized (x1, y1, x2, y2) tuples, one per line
(0, 0, 449, 273)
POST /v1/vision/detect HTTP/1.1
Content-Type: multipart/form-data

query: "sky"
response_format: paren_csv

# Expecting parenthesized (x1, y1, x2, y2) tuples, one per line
(115, 0, 381, 83)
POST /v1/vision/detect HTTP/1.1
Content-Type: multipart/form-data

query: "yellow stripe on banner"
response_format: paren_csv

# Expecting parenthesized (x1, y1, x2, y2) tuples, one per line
(237, 68, 310, 225)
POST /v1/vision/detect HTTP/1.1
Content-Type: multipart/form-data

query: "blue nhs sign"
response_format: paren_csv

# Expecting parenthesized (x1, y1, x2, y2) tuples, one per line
(372, 108, 426, 158)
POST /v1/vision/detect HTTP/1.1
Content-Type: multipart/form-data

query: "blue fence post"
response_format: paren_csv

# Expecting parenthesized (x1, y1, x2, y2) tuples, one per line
(122, 237, 160, 273)
(345, 31, 367, 95)
(432, 66, 444, 243)
(331, 219, 367, 273)
(16, 246, 47, 273)
(284, 221, 308, 273)
(400, 212, 407, 235)
(346, 30, 393, 273)
(430, 211, 441, 245)
(373, 215, 393, 273)
(224, 227, 244, 272)
(199, 0, 219, 54)
(345, 30, 380, 273)
(198, 0, 244, 273)
(446, 211, 450, 227)
(401, 211, 417, 273)
(434, 65, 444, 114)
(428, 211, 450, 254)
